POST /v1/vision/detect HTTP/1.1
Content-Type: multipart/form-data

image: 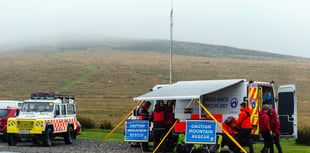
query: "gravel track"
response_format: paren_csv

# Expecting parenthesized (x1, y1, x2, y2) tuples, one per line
(0, 139, 146, 153)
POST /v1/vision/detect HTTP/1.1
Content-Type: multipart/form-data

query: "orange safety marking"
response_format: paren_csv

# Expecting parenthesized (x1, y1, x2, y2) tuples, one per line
(43, 117, 76, 132)
(248, 85, 260, 135)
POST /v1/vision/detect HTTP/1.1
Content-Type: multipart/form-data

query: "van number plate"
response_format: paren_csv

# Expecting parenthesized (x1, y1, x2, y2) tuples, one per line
(19, 131, 30, 134)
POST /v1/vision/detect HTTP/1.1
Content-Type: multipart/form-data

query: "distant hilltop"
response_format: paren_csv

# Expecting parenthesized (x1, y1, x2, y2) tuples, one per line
(1, 37, 307, 62)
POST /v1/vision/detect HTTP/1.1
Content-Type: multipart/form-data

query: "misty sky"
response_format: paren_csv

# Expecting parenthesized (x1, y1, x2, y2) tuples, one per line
(1, 0, 310, 58)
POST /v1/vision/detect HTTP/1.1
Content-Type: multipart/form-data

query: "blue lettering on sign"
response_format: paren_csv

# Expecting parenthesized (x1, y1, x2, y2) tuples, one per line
(216, 97, 229, 102)
(230, 98, 238, 108)
(206, 104, 218, 108)
(185, 120, 217, 144)
(125, 120, 149, 142)
(251, 98, 256, 109)
(205, 97, 229, 102)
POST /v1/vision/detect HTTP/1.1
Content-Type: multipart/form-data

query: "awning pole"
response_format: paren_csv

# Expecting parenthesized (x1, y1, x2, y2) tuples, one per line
(196, 99, 247, 153)
(153, 99, 194, 153)
(96, 100, 142, 150)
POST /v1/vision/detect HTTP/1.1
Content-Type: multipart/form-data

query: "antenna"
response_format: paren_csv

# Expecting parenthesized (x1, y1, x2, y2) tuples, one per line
(169, 0, 173, 84)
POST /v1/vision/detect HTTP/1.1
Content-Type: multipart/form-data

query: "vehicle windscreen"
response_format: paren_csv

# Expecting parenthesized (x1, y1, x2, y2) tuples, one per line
(0, 110, 10, 118)
(22, 102, 54, 113)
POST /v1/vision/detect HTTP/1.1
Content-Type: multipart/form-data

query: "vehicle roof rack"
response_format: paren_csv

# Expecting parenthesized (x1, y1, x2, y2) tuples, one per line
(30, 92, 75, 103)
(31, 92, 58, 99)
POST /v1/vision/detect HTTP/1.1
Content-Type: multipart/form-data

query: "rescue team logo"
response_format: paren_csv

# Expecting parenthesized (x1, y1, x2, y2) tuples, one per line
(230, 98, 238, 108)
(251, 98, 256, 109)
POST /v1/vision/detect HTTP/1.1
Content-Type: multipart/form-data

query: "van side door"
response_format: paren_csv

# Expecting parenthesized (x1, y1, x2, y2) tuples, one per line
(278, 84, 297, 139)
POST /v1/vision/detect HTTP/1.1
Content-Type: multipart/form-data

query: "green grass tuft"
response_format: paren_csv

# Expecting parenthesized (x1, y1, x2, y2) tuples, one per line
(296, 126, 310, 146)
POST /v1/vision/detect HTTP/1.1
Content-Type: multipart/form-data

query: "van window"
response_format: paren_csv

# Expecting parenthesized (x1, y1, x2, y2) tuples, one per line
(136, 101, 155, 116)
(61, 105, 66, 115)
(67, 104, 75, 114)
(0, 110, 10, 118)
(261, 86, 275, 109)
(55, 105, 60, 116)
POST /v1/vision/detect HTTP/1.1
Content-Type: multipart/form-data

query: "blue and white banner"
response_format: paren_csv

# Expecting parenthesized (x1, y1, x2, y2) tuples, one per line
(185, 120, 217, 144)
(124, 120, 149, 142)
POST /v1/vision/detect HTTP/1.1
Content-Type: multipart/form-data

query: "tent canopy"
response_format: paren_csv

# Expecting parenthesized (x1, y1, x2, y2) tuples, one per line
(134, 79, 246, 101)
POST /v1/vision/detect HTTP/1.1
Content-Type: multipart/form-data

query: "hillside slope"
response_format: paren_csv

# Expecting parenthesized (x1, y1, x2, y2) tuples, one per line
(0, 39, 309, 127)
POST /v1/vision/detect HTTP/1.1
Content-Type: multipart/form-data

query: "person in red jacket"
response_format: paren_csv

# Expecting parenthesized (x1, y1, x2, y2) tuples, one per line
(222, 116, 239, 151)
(269, 109, 283, 153)
(233, 102, 254, 153)
(140, 101, 151, 120)
(259, 104, 273, 153)
(140, 101, 151, 152)
(150, 103, 168, 152)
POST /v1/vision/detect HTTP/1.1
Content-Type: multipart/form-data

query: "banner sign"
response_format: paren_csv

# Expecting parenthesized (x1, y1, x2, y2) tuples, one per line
(124, 120, 149, 142)
(185, 120, 217, 144)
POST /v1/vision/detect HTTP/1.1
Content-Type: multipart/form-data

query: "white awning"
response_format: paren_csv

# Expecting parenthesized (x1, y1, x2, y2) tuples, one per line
(134, 79, 246, 101)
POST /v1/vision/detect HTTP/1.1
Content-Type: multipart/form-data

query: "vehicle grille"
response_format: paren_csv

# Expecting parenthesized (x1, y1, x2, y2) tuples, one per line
(17, 121, 34, 130)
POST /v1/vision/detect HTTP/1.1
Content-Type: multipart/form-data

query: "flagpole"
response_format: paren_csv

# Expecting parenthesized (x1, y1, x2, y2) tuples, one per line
(169, 0, 173, 84)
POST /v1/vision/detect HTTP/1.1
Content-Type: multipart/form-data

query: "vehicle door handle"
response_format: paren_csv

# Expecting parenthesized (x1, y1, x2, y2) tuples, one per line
(289, 117, 294, 121)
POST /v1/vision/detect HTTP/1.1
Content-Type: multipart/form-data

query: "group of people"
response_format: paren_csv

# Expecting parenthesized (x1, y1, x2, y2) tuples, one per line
(259, 104, 283, 153)
(140, 101, 175, 152)
(140, 101, 282, 153)
(224, 102, 282, 153)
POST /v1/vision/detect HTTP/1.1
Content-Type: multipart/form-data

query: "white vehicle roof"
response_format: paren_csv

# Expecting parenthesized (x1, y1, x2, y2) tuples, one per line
(152, 84, 171, 91)
(0, 100, 23, 108)
(24, 99, 62, 103)
(134, 79, 246, 101)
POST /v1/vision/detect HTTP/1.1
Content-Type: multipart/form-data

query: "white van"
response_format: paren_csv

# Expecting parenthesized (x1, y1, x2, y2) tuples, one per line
(132, 79, 297, 139)
(0, 100, 23, 108)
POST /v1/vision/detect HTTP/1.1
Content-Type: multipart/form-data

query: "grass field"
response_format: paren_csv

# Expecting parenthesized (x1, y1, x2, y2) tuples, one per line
(78, 129, 310, 153)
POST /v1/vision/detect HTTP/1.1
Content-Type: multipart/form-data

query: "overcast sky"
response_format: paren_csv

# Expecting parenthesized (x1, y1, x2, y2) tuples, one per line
(1, 0, 310, 58)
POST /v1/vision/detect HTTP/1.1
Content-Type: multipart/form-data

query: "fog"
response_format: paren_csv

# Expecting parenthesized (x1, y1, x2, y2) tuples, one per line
(1, 0, 310, 58)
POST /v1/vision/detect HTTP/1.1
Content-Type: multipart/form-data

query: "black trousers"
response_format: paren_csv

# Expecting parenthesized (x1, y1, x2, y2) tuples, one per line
(261, 131, 273, 151)
(236, 128, 254, 153)
(270, 134, 283, 153)
(153, 128, 165, 152)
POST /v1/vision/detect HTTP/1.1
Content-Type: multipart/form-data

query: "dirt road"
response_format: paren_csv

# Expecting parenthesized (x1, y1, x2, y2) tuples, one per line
(0, 139, 144, 153)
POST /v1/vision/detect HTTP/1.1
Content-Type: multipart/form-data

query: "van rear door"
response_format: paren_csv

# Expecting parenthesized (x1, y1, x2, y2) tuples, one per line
(278, 84, 297, 139)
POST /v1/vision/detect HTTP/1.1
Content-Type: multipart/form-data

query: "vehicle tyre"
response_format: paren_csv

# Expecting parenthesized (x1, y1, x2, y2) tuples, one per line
(7, 134, 17, 146)
(64, 126, 74, 144)
(43, 128, 53, 147)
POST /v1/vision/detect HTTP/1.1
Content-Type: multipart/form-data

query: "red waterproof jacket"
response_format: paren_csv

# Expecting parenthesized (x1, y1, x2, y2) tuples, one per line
(139, 103, 150, 120)
(259, 110, 271, 132)
(269, 109, 280, 135)
(152, 106, 165, 122)
(164, 107, 173, 125)
(234, 107, 252, 129)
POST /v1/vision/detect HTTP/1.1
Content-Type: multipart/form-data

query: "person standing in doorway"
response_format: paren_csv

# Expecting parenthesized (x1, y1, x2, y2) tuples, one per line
(269, 109, 283, 153)
(259, 104, 273, 153)
(150, 103, 168, 152)
(233, 102, 254, 153)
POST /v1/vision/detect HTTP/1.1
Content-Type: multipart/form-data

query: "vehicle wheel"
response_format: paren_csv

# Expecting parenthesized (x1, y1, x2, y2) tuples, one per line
(64, 126, 74, 144)
(43, 128, 53, 147)
(7, 134, 17, 146)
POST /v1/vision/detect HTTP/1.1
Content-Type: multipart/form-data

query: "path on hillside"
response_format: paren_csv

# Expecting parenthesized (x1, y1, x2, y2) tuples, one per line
(43, 53, 97, 93)
(43, 52, 168, 93)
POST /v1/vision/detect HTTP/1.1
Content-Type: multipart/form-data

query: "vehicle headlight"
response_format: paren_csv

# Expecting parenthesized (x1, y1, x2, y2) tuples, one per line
(11, 121, 16, 126)
(36, 122, 40, 127)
